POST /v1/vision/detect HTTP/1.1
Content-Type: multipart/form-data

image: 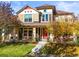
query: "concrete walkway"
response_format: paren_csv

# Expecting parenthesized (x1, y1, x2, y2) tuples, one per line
(32, 41, 47, 53)
(26, 40, 47, 57)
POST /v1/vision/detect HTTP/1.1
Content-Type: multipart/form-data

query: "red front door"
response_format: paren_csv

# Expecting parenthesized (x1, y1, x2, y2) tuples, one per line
(43, 28, 48, 39)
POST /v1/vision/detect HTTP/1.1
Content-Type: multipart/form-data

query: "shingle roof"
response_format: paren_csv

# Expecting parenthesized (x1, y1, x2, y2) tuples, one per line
(16, 4, 73, 15)
(56, 10, 73, 15)
(16, 5, 40, 14)
(36, 4, 56, 10)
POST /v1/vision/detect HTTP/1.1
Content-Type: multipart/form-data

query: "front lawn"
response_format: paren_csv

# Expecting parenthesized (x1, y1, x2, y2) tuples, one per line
(0, 43, 35, 57)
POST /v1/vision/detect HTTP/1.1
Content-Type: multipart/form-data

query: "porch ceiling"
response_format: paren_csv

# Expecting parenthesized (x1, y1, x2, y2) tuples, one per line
(20, 22, 49, 27)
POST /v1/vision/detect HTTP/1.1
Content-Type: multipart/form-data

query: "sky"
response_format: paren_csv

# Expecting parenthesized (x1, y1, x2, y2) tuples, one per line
(10, 1, 79, 15)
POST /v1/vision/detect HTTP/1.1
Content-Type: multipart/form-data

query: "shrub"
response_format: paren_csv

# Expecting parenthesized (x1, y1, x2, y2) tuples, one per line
(40, 42, 78, 57)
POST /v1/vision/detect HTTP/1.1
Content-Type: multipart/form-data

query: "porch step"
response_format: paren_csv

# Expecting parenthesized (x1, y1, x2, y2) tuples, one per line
(42, 39, 47, 42)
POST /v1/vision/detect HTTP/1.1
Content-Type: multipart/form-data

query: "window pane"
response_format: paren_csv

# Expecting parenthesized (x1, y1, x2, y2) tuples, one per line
(42, 14, 45, 21)
(29, 14, 32, 22)
(24, 14, 32, 22)
(41, 14, 48, 21)
(44, 10, 46, 12)
(24, 14, 28, 22)
(46, 14, 48, 21)
(24, 31, 27, 36)
(25, 18, 28, 22)
(25, 14, 28, 18)
(29, 30, 32, 36)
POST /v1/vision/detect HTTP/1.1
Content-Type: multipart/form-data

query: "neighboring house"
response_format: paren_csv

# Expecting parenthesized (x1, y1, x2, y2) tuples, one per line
(15, 4, 75, 42)
(55, 10, 74, 22)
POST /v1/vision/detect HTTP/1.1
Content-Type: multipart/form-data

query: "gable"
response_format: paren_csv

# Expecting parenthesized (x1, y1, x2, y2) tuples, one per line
(38, 9, 53, 14)
(17, 6, 40, 22)
(19, 8, 39, 14)
(17, 6, 39, 14)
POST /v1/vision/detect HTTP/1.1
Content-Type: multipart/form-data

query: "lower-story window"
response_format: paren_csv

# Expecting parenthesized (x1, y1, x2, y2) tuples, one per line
(29, 30, 32, 36)
(24, 31, 27, 36)
(24, 28, 33, 36)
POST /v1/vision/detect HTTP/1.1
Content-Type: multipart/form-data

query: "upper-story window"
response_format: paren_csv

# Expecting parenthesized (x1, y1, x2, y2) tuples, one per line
(25, 11, 26, 13)
(44, 9, 46, 12)
(24, 14, 32, 22)
(42, 14, 48, 21)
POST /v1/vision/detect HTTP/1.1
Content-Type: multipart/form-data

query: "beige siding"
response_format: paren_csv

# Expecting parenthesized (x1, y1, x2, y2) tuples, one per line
(49, 14, 52, 22)
(18, 13, 39, 23)
(32, 13, 39, 22)
(55, 15, 74, 22)
(18, 14, 24, 22)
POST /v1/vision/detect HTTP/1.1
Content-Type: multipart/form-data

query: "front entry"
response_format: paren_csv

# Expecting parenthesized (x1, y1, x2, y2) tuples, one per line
(19, 28, 23, 40)
(19, 27, 49, 42)
(36, 27, 48, 41)
(41, 28, 48, 41)
(43, 28, 48, 39)
(23, 28, 33, 41)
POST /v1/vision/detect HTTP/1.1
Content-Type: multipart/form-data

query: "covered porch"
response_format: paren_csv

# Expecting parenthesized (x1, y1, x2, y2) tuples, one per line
(18, 26, 49, 42)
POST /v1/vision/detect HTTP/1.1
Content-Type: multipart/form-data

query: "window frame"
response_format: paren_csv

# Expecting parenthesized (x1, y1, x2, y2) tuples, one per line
(44, 9, 46, 12)
(24, 14, 32, 22)
(41, 14, 49, 22)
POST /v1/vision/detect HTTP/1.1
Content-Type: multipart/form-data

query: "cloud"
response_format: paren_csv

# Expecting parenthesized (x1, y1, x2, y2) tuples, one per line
(10, 1, 79, 15)
(56, 1, 79, 14)
(11, 1, 28, 13)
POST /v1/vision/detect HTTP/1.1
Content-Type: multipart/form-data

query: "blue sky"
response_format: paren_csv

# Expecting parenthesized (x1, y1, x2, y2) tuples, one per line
(10, 1, 79, 15)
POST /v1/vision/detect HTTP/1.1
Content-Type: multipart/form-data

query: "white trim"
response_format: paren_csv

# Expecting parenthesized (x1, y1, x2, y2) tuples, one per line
(41, 14, 49, 23)
(51, 14, 53, 22)
(23, 14, 33, 23)
(33, 28, 36, 41)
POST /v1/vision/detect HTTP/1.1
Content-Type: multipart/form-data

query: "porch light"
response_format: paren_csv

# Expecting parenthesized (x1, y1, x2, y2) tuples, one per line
(15, 34, 18, 37)
(9, 34, 11, 37)
(2, 29, 5, 42)
(2, 29, 5, 33)
(2, 33, 4, 36)
(2, 29, 5, 38)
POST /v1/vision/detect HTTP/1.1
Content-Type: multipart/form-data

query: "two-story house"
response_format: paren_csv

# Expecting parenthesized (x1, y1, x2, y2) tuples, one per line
(15, 4, 74, 42)
(55, 10, 74, 22)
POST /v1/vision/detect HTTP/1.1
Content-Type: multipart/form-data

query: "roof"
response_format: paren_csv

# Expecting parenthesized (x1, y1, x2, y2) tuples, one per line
(20, 22, 49, 27)
(56, 10, 73, 15)
(16, 4, 73, 16)
(16, 5, 41, 14)
(36, 4, 56, 10)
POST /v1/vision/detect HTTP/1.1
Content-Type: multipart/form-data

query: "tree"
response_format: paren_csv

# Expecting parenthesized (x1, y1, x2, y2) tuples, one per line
(46, 21, 79, 43)
(0, 2, 20, 42)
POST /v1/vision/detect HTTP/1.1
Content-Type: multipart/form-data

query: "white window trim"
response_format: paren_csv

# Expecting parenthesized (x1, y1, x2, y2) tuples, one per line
(24, 14, 33, 23)
(41, 14, 49, 22)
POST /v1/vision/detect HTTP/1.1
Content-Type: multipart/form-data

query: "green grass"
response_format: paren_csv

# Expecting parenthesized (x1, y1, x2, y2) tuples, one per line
(0, 43, 35, 57)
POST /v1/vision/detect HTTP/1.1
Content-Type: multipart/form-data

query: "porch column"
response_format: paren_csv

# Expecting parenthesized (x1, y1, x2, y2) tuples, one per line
(9, 34, 11, 40)
(49, 33, 54, 42)
(41, 28, 43, 39)
(33, 28, 36, 41)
